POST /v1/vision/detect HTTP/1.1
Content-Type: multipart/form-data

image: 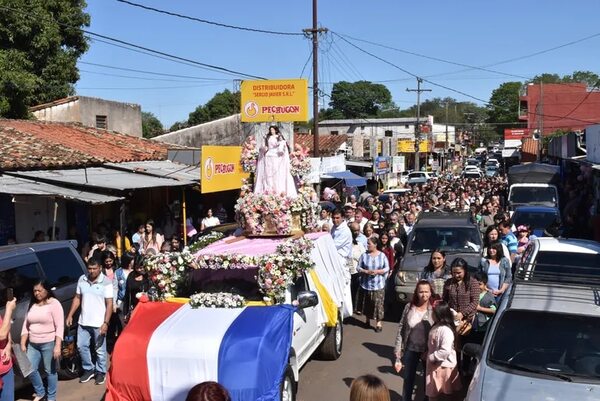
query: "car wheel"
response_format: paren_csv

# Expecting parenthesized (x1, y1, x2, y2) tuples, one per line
(58, 353, 81, 380)
(280, 365, 296, 401)
(317, 314, 343, 360)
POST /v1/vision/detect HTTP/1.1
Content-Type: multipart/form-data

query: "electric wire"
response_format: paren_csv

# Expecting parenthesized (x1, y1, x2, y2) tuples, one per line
(115, 0, 304, 36)
(79, 61, 232, 81)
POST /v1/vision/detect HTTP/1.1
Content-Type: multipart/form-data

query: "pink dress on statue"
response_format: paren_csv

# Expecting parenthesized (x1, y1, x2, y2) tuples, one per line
(254, 134, 297, 197)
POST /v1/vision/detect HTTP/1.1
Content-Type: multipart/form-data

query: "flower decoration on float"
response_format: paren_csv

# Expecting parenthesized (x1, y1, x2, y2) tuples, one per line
(240, 135, 258, 174)
(189, 292, 246, 309)
(192, 236, 315, 304)
(144, 249, 197, 299)
(289, 143, 311, 179)
(186, 231, 225, 254)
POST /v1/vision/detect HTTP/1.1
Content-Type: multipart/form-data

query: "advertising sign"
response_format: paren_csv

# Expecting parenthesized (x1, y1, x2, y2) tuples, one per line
(240, 79, 309, 122)
(504, 128, 530, 141)
(374, 156, 390, 175)
(397, 139, 429, 153)
(201, 146, 249, 194)
(392, 156, 405, 173)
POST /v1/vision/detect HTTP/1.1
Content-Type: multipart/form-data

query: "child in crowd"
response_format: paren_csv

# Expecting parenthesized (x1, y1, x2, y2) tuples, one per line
(472, 272, 497, 344)
(425, 302, 461, 401)
(516, 224, 530, 254)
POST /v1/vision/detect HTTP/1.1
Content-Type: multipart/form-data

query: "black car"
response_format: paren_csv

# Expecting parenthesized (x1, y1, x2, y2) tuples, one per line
(0, 241, 87, 386)
(394, 212, 482, 302)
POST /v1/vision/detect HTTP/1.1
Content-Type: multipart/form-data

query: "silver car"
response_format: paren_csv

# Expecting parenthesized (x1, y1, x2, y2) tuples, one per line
(464, 238, 600, 400)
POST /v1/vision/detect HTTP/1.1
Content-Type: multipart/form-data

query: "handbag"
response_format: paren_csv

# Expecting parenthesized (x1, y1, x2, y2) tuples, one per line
(11, 344, 34, 378)
(456, 319, 473, 336)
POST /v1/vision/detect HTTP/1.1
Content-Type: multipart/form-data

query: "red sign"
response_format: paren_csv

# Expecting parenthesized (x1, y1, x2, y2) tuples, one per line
(504, 128, 530, 140)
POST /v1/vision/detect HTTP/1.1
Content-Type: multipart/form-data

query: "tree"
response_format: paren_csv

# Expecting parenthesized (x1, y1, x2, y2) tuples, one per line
(169, 121, 188, 132)
(187, 89, 239, 126)
(141, 112, 164, 138)
(486, 81, 523, 135)
(563, 70, 600, 87)
(327, 81, 393, 118)
(0, 0, 90, 118)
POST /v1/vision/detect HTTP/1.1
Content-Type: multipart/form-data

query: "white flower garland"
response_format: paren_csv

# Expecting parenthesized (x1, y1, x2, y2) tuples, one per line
(189, 292, 246, 309)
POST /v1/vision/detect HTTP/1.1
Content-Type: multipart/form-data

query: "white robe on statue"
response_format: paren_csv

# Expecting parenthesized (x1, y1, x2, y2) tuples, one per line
(254, 135, 297, 197)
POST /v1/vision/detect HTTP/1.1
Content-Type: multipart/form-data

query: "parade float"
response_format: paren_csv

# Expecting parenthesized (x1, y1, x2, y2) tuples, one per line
(107, 128, 351, 401)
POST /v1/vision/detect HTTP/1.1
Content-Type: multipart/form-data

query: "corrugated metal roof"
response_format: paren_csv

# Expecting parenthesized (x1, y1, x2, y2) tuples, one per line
(11, 167, 190, 191)
(104, 160, 199, 183)
(320, 117, 421, 125)
(0, 175, 123, 204)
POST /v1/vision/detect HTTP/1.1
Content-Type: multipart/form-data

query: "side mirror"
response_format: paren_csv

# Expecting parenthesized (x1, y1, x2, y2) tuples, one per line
(296, 291, 319, 309)
(462, 343, 482, 361)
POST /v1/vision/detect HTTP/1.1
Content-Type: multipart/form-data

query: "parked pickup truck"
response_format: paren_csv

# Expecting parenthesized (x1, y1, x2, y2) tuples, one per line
(107, 232, 350, 401)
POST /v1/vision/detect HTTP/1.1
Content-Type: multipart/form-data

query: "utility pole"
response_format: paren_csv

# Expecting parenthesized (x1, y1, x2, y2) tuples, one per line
(444, 102, 449, 171)
(537, 82, 544, 161)
(406, 78, 431, 171)
(303, 0, 327, 157)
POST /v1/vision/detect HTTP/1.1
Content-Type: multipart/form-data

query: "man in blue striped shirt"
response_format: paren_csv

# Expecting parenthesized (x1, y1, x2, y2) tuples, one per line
(499, 220, 518, 263)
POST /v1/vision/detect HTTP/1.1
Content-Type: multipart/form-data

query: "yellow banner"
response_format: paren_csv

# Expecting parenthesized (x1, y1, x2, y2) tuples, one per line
(377, 139, 382, 155)
(201, 146, 249, 194)
(396, 139, 430, 153)
(240, 79, 309, 122)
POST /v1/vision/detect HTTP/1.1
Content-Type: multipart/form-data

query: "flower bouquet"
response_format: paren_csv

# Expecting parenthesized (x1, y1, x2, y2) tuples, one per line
(241, 135, 258, 174)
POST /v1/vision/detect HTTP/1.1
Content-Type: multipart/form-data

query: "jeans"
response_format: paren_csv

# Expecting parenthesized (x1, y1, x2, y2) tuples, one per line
(77, 325, 107, 374)
(0, 367, 14, 401)
(402, 350, 425, 401)
(27, 342, 57, 400)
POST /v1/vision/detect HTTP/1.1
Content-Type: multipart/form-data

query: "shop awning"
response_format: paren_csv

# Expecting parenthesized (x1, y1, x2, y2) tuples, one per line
(10, 166, 192, 191)
(0, 175, 123, 204)
(104, 160, 199, 184)
(322, 171, 367, 187)
(345, 160, 373, 168)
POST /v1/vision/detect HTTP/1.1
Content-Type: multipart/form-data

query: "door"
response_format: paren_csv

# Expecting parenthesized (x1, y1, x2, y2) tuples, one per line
(289, 274, 322, 367)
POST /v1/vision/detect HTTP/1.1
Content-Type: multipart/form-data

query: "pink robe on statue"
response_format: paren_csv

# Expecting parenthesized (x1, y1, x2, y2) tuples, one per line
(254, 135, 297, 197)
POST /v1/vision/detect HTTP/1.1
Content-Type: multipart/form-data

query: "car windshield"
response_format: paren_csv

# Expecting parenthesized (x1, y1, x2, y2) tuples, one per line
(512, 210, 559, 232)
(489, 310, 600, 382)
(409, 227, 481, 253)
(518, 251, 600, 283)
(510, 187, 557, 205)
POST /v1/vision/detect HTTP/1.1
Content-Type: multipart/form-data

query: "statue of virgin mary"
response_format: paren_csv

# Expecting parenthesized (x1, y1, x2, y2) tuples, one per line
(254, 125, 297, 197)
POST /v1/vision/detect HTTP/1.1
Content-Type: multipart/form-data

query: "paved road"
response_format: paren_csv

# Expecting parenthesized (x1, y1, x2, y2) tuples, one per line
(16, 313, 421, 401)
(297, 313, 426, 401)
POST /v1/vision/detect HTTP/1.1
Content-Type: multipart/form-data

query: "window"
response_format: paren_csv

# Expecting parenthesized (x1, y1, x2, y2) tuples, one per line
(95, 115, 107, 129)
(384, 130, 393, 137)
(405, 124, 410, 129)
(0, 263, 41, 300)
(289, 276, 308, 301)
(330, 130, 339, 135)
(36, 248, 84, 288)
(409, 227, 482, 253)
(489, 310, 600, 381)
(363, 139, 371, 155)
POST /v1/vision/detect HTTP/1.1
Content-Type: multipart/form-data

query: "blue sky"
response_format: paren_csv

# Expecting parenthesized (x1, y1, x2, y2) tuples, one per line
(76, 0, 600, 128)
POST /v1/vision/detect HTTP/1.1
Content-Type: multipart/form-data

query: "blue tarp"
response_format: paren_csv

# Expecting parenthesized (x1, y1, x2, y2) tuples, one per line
(326, 171, 367, 187)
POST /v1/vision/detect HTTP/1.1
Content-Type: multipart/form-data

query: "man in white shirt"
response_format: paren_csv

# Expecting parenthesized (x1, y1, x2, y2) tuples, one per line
(354, 207, 369, 232)
(66, 258, 113, 385)
(330, 209, 352, 263)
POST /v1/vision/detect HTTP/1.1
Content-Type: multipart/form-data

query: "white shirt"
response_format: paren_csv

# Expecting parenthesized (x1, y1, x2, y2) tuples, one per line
(76, 273, 113, 327)
(201, 216, 220, 229)
(330, 220, 352, 260)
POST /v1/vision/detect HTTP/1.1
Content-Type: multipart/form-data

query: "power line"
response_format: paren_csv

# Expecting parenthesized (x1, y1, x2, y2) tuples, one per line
(116, 0, 304, 36)
(79, 69, 232, 83)
(334, 31, 531, 81)
(333, 32, 600, 126)
(85, 30, 266, 80)
(0, 4, 266, 81)
(79, 61, 232, 81)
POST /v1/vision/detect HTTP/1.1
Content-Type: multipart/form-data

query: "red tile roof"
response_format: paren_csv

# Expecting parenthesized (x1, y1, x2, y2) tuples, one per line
(0, 119, 173, 171)
(294, 133, 347, 156)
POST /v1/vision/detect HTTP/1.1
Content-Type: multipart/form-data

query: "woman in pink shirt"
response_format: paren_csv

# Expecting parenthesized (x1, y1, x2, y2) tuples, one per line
(20, 281, 64, 401)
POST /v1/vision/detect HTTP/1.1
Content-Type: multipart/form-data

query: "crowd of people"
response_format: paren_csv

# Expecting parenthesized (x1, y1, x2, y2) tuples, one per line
(325, 173, 541, 401)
